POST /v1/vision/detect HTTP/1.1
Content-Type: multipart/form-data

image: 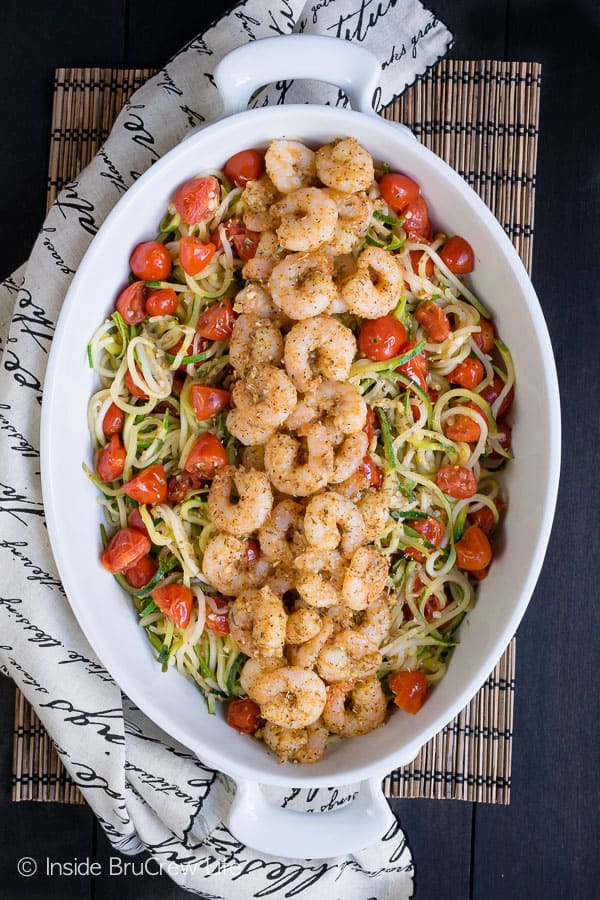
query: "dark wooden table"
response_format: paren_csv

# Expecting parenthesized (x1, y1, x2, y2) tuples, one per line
(0, 2, 598, 897)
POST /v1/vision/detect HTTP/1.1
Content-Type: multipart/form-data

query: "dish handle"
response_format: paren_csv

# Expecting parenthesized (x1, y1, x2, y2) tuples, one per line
(227, 775, 395, 859)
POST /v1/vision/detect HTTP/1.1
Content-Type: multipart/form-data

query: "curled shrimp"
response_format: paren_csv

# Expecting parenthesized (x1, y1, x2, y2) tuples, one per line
(340, 246, 404, 319)
(357, 490, 390, 543)
(265, 140, 316, 194)
(207, 465, 273, 537)
(229, 314, 284, 376)
(329, 431, 369, 485)
(356, 595, 392, 646)
(240, 656, 285, 697)
(315, 138, 374, 194)
(264, 423, 333, 497)
(303, 491, 365, 558)
(229, 585, 287, 658)
(202, 533, 271, 596)
(324, 189, 373, 254)
(225, 411, 276, 447)
(283, 315, 356, 393)
(316, 629, 382, 683)
(272, 188, 338, 252)
(229, 364, 297, 431)
(322, 677, 387, 737)
(269, 252, 338, 320)
(242, 174, 280, 212)
(286, 607, 323, 644)
(287, 617, 334, 669)
(262, 720, 328, 763)
(249, 665, 327, 729)
(342, 546, 389, 610)
(233, 283, 278, 318)
(258, 499, 307, 567)
(242, 232, 283, 282)
(241, 443, 265, 472)
(286, 380, 367, 436)
(294, 548, 344, 608)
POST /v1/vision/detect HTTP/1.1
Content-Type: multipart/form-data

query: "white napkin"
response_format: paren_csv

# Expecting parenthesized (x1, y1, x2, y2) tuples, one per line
(0, 1, 451, 894)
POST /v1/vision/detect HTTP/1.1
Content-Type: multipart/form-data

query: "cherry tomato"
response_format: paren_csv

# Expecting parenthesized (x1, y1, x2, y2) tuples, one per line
(232, 230, 260, 260)
(224, 149, 264, 187)
(172, 176, 220, 225)
(124, 367, 149, 400)
(152, 582, 194, 628)
(481, 373, 514, 419)
(448, 357, 484, 389)
(489, 420, 512, 459)
(129, 240, 172, 281)
(360, 454, 383, 489)
(167, 470, 202, 504)
(124, 554, 158, 589)
(171, 373, 185, 397)
(455, 524, 492, 571)
(196, 298, 235, 341)
(205, 597, 230, 635)
(190, 385, 230, 421)
(115, 281, 147, 325)
(227, 698, 264, 734)
(404, 516, 444, 563)
(468, 500, 505, 536)
(402, 195, 432, 240)
(179, 236, 216, 276)
(210, 217, 245, 250)
(102, 402, 124, 436)
(410, 249, 434, 277)
(363, 405, 377, 444)
(379, 172, 421, 212)
(436, 465, 478, 498)
(471, 566, 489, 581)
(472, 318, 495, 354)
(440, 235, 474, 274)
(96, 434, 126, 482)
(396, 341, 429, 391)
(184, 434, 227, 478)
(388, 670, 428, 714)
(127, 506, 150, 538)
(415, 301, 451, 342)
(122, 464, 168, 504)
(443, 413, 481, 443)
(244, 538, 262, 566)
(102, 527, 150, 574)
(358, 316, 407, 361)
(145, 288, 179, 317)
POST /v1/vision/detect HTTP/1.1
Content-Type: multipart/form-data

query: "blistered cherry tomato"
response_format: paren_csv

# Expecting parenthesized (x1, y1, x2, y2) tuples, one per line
(468, 500, 505, 536)
(205, 597, 230, 635)
(124, 367, 149, 400)
(402, 195, 432, 240)
(129, 241, 172, 281)
(190, 385, 230, 421)
(167, 470, 202, 504)
(152, 583, 194, 628)
(224, 149, 264, 187)
(443, 413, 481, 443)
(145, 288, 179, 317)
(96, 434, 126, 482)
(473, 318, 495, 354)
(358, 316, 407, 361)
(179, 236, 216, 276)
(481, 373, 514, 419)
(122, 464, 168, 504)
(436, 465, 478, 498)
(227, 698, 263, 734)
(396, 341, 429, 391)
(415, 301, 451, 342)
(184, 434, 227, 478)
(490, 420, 512, 459)
(471, 566, 489, 581)
(448, 357, 484, 389)
(389, 670, 428, 714)
(102, 402, 124, 436)
(127, 506, 150, 538)
(196, 298, 235, 341)
(102, 527, 150, 574)
(172, 176, 220, 224)
(115, 281, 146, 325)
(455, 524, 492, 571)
(404, 516, 444, 563)
(232, 230, 260, 260)
(244, 538, 261, 566)
(210, 217, 245, 250)
(360, 454, 383, 489)
(124, 554, 158, 589)
(440, 235, 474, 274)
(363, 405, 377, 444)
(410, 249, 434, 277)
(379, 172, 421, 211)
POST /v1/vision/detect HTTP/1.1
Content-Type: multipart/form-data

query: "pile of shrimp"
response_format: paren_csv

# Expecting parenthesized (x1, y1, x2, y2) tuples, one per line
(200, 139, 404, 762)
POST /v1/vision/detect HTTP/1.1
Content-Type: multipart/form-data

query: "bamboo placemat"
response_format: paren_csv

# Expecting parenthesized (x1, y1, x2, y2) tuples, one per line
(12, 60, 540, 806)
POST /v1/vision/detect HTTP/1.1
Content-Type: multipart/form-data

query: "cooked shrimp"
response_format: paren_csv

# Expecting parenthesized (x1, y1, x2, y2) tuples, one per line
(357, 490, 390, 543)
(329, 431, 369, 485)
(202, 533, 271, 596)
(294, 548, 344, 608)
(229, 585, 287, 658)
(342, 546, 389, 610)
(272, 188, 338, 252)
(286, 607, 323, 644)
(230, 365, 297, 430)
(240, 655, 285, 697)
(225, 410, 277, 447)
(249, 665, 327, 729)
(229, 314, 284, 376)
(287, 380, 367, 438)
(233, 283, 277, 318)
(242, 174, 280, 213)
(258, 499, 307, 567)
(269, 252, 338, 320)
(322, 677, 387, 737)
(287, 617, 334, 669)
(315, 138, 374, 194)
(264, 423, 334, 497)
(243, 209, 273, 233)
(335, 466, 370, 499)
(242, 231, 282, 282)
(283, 315, 356, 393)
(356, 595, 392, 646)
(341, 246, 404, 318)
(262, 721, 328, 763)
(207, 465, 273, 537)
(316, 629, 382, 683)
(303, 491, 365, 557)
(265, 140, 316, 194)
(324, 189, 373, 254)
(241, 443, 265, 471)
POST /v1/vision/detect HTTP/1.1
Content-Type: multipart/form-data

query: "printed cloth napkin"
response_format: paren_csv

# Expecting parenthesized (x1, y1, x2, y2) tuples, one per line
(0, 1, 452, 895)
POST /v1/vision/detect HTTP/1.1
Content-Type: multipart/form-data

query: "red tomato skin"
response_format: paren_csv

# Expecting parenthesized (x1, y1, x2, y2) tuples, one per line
(102, 527, 151, 574)
(190, 385, 231, 421)
(473, 318, 495, 354)
(448, 357, 484, 390)
(232, 230, 260, 260)
(455, 524, 493, 571)
(172, 176, 220, 224)
(396, 341, 429, 391)
(127, 506, 150, 538)
(145, 288, 179, 317)
(489, 420, 512, 460)
(227, 698, 264, 734)
(102, 402, 124, 436)
(410, 249, 434, 277)
(210, 217, 245, 251)
(468, 505, 497, 535)
(244, 539, 262, 566)
(122, 464, 168, 504)
(152, 583, 194, 628)
(224, 149, 264, 187)
(358, 316, 408, 361)
(363, 405, 377, 445)
(196, 298, 235, 341)
(481, 374, 515, 419)
(124, 554, 158, 589)
(436, 465, 478, 498)
(389, 670, 428, 714)
(360, 454, 383, 489)
(440, 235, 475, 274)
(415, 301, 451, 342)
(443, 413, 481, 443)
(96, 434, 126, 482)
(402, 196, 432, 240)
(179, 237, 216, 276)
(184, 434, 228, 478)
(379, 172, 421, 211)
(167, 470, 202, 504)
(115, 281, 147, 325)
(124, 367, 149, 399)
(129, 241, 172, 281)
(404, 516, 444, 562)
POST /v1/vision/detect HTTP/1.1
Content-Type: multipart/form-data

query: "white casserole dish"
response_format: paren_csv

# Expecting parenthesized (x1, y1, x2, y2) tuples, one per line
(41, 35, 561, 859)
